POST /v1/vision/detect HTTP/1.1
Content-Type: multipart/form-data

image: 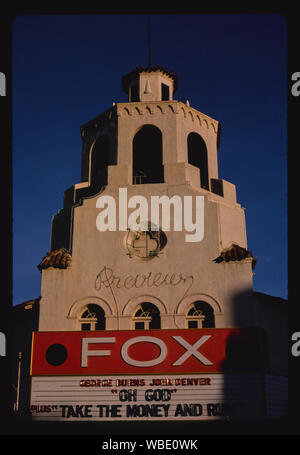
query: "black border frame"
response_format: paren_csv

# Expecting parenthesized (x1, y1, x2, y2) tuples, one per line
(1, 7, 298, 444)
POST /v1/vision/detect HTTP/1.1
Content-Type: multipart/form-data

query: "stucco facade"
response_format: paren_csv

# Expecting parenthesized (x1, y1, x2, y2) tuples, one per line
(38, 66, 257, 337)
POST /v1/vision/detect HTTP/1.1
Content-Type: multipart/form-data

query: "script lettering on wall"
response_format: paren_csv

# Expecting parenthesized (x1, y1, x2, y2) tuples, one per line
(94, 265, 194, 305)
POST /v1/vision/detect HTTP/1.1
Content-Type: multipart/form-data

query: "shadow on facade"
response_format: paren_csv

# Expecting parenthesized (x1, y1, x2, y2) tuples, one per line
(219, 287, 268, 422)
(219, 286, 288, 425)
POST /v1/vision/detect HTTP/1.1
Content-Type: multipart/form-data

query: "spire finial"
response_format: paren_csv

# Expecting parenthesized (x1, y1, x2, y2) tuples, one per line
(147, 15, 151, 68)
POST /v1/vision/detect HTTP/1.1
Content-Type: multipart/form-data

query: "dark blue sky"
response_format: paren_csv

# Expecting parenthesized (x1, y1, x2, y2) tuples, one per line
(12, 14, 287, 305)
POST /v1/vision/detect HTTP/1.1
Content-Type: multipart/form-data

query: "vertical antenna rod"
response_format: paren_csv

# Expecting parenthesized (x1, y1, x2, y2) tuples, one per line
(147, 15, 151, 68)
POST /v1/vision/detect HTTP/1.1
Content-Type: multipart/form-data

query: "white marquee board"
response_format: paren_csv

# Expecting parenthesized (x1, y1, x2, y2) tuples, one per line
(30, 374, 265, 421)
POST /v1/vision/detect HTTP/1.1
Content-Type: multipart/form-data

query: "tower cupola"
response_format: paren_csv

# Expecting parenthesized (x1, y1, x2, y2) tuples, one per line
(122, 65, 178, 102)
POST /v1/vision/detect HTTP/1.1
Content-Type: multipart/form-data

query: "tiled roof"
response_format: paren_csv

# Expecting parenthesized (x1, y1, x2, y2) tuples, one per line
(215, 243, 257, 269)
(37, 248, 71, 271)
(122, 65, 178, 93)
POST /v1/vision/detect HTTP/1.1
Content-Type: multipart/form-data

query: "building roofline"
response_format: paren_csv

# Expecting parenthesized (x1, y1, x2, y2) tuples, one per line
(122, 65, 178, 94)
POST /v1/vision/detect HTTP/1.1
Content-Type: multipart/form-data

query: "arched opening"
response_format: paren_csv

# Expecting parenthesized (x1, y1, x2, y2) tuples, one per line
(186, 301, 215, 328)
(79, 304, 106, 331)
(187, 132, 209, 190)
(133, 302, 161, 329)
(90, 135, 110, 187)
(133, 125, 164, 184)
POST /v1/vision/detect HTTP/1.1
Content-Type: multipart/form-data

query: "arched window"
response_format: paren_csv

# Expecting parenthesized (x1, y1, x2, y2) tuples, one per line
(90, 135, 110, 187)
(133, 125, 164, 184)
(186, 301, 215, 328)
(132, 302, 161, 329)
(79, 304, 106, 331)
(187, 132, 209, 190)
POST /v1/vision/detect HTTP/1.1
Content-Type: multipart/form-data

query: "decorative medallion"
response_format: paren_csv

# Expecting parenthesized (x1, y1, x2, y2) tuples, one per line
(123, 222, 167, 261)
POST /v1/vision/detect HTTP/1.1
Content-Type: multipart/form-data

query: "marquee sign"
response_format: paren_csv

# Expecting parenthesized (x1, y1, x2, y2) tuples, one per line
(30, 328, 265, 376)
(30, 374, 265, 421)
(30, 328, 266, 421)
